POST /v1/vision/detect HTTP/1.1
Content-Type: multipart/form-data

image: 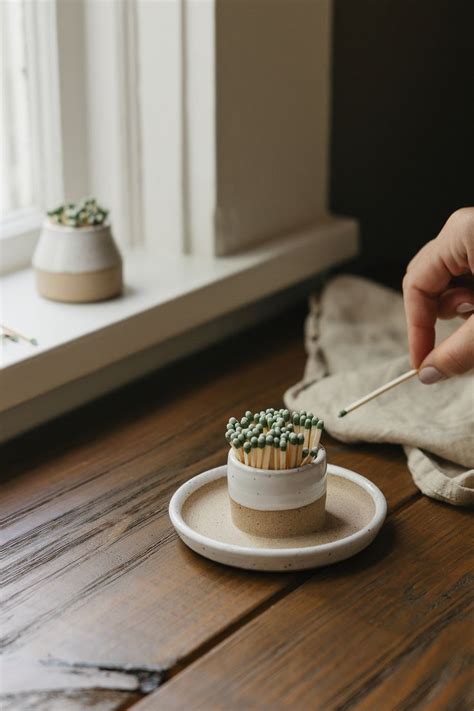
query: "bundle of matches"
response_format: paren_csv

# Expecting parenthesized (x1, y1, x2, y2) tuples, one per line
(225, 408, 324, 469)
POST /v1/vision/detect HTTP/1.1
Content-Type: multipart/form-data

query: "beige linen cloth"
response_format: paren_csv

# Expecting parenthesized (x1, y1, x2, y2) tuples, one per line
(284, 275, 474, 506)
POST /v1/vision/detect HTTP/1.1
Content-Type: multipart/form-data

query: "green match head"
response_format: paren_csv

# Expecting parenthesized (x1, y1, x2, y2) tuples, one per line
(275, 417, 285, 428)
(240, 417, 249, 427)
(243, 441, 252, 453)
(259, 416, 266, 426)
(286, 423, 294, 433)
(265, 434, 274, 445)
(255, 423, 264, 434)
(306, 412, 314, 420)
(250, 436, 258, 447)
(225, 430, 233, 442)
(297, 433, 305, 445)
(245, 410, 253, 419)
(274, 427, 282, 437)
(273, 437, 280, 448)
(302, 447, 309, 458)
(238, 433, 245, 443)
(232, 438, 241, 449)
(292, 413, 300, 425)
(229, 417, 238, 425)
(283, 409, 290, 422)
(311, 417, 318, 427)
(266, 408, 275, 414)
(317, 419, 324, 430)
(280, 440, 287, 451)
(253, 413, 260, 423)
(289, 433, 298, 445)
(310, 447, 318, 458)
(338, 409, 347, 418)
(305, 418, 312, 429)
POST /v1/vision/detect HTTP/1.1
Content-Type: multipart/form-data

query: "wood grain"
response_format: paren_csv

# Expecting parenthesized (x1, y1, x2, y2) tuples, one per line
(0, 306, 422, 709)
(134, 498, 473, 710)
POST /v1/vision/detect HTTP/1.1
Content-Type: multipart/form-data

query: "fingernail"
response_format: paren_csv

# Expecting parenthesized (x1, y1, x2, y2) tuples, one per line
(456, 302, 474, 314)
(419, 366, 444, 384)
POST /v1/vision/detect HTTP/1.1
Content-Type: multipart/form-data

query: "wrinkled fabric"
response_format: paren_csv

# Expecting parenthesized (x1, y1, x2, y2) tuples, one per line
(284, 275, 474, 506)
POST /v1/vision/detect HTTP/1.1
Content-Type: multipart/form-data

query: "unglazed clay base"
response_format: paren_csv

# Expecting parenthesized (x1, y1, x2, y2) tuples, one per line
(35, 266, 122, 303)
(230, 493, 326, 537)
(169, 464, 387, 571)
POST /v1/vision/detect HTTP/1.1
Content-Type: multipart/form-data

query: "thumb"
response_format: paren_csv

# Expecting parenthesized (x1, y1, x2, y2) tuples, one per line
(418, 316, 474, 383)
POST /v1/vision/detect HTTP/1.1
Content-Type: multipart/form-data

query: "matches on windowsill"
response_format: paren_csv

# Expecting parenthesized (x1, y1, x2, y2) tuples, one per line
(0, 324, 38, 346)
(225, 408, 324, 470)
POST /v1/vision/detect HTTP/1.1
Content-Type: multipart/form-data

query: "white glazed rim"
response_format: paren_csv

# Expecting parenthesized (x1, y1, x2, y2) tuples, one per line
(228, 446, 326, 476)
(169, 464, 387, 559)
(43, 219, 111, 233)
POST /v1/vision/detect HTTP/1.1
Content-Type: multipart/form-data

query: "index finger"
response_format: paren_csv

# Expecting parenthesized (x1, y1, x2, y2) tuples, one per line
(403, 239, 452, 367)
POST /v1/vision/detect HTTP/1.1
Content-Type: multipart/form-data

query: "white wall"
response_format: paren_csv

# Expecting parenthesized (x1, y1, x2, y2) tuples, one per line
(48, 0, 335, 259)
(214, 0, 332, 255)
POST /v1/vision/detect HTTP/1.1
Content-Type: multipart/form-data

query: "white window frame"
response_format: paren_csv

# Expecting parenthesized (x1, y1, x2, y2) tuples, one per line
(0, 0, 65, 275)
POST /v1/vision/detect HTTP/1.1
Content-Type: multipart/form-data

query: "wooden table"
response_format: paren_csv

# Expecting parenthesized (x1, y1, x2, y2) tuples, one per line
(1, 305, 472, 710)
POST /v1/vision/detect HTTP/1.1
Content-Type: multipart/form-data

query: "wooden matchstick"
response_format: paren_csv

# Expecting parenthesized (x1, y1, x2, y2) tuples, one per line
(243, 441, 251, 466)
(250, 437, 258, 467)
(262, 435, 273, 469)
(312, 420, 324, 449)
(231, 438, 243, 462)
(1, 324, 37, 346)
(273, 438, 280, 469)
(257, 435, 265, 468)
(301, 447, 310, 466)
(289, 433, 298, 468)
(338, 368, 419, 417)
(280, 438, 287, 469)
(296, 433, 305, 465)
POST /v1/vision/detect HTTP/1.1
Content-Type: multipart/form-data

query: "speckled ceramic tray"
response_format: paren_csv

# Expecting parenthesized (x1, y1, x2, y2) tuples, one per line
(169, 464, 387, 572)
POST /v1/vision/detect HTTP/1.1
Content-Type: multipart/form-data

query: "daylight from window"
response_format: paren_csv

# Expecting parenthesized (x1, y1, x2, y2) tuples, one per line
(1, 0, 34, 219)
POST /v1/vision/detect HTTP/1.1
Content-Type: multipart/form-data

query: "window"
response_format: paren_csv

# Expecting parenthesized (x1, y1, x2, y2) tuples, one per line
(2, 0, 337, 274)
(1, 0, 34, 217)
(0, 0, 64, 274)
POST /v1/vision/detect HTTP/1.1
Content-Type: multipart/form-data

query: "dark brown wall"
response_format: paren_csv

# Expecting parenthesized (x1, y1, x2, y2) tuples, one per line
(330, 0, 474, 283)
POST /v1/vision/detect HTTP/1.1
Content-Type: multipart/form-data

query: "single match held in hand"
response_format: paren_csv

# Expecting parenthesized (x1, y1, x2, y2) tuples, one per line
(338, 368, 419, 417)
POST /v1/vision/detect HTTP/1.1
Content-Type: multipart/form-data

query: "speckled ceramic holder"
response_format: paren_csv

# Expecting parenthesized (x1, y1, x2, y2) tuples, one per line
(227, 448, 327, 537)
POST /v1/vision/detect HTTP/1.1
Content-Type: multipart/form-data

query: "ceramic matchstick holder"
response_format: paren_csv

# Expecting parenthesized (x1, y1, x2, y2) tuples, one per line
(227, 448, 327, 537)
(33, 221, 123, 303)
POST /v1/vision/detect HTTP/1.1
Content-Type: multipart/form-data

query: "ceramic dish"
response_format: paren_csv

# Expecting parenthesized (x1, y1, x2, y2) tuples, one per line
(169, 464, 387, 571)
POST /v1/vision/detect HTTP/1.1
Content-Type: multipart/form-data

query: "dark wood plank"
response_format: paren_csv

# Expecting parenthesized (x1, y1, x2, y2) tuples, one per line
(0, 307, 419, 708)
(135, 498, 473, 710)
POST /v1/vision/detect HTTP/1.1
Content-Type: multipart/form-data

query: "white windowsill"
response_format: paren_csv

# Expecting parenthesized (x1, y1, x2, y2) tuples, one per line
(0, 217, 357, 441)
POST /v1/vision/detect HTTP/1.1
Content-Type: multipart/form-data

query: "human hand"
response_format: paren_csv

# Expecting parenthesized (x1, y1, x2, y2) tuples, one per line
(403, 207, 474, 384)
